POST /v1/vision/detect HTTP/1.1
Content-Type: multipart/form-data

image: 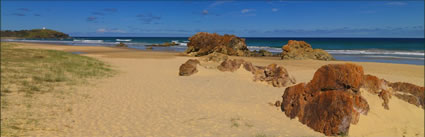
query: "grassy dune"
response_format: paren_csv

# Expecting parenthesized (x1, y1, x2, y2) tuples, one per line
(0, 42, 114, 136)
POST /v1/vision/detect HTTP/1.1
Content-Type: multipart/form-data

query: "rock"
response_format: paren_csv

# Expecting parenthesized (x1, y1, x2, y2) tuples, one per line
(389, 82, 424, 109)
(253, 64, 296, 87)
(379, 90, 391, 110)
(199, 52, 228, 63)
(302, 90, 358, 135)
(280, 63, 369, 136)
(281, 40, 335, 61)
(146, 42, 178, 47)
(184, 32, 250, 56)
(251, 49, 274, 57)
(115, 42, 128, 47)
(178, 59, 200, 76)
(307, 63, 364, 93)
(217, 59, 245, 72)
(146, 46, 153, 50)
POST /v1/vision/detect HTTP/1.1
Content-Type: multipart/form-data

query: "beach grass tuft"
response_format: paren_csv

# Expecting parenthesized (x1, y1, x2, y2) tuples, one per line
(0, 42, 115, 136)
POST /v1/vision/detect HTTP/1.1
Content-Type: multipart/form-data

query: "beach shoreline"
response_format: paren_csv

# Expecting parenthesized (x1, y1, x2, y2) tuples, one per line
(2, 42, 424, 136)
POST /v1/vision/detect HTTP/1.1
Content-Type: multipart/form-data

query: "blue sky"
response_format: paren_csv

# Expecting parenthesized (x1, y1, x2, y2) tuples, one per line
(1, 0, 424, 38)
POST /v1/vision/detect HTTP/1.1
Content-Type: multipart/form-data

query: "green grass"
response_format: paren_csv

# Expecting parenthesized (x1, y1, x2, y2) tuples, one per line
(0, 42, 115, 136)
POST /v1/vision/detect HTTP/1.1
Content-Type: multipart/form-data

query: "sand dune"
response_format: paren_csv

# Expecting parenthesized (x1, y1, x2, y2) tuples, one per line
(11, 42, 424, 137)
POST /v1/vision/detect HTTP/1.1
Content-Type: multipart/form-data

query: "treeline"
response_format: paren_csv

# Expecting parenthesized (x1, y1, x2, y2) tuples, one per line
(1, 29, 70, 39)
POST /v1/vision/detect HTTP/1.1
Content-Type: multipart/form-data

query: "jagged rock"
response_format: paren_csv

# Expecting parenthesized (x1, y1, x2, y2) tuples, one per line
(389, 82, 424, 109)
(217, 59, 245, 72)
(281, 40, 335, 61)
(253, 64, 296, 87)
(184, 32, 250, 56)
(308, 63, 364, 93)
(178, 59, 200, 76)
(281, 63, 369, 136)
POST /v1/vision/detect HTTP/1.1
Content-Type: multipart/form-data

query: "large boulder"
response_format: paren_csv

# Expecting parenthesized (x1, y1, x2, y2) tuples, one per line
(185, 32, 250, 56)
(178, 59, 200, 76)
(307, 63, 364, 93)
(281, 63, 369, 136)
(281, 40, 335, 61)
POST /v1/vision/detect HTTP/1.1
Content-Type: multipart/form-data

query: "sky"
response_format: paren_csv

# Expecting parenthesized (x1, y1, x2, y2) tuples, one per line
(1, 0, 424, 38)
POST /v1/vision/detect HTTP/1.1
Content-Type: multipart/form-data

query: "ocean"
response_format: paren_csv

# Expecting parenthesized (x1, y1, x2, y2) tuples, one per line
(4, 37, 424, 65)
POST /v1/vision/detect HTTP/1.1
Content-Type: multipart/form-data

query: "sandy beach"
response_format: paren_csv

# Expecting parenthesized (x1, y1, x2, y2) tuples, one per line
(5, 42, 424, 137)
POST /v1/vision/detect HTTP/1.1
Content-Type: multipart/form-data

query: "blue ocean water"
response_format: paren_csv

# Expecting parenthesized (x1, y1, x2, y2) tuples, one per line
(4, 37, 424, 65)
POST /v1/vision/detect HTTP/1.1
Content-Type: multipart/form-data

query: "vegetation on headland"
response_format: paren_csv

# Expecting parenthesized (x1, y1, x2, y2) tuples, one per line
(1, 29, 70, 39)
(0, 42, 114, 136)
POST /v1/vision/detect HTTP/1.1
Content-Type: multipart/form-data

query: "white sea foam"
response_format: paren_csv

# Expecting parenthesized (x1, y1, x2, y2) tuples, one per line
(116, 39, 132, 42)
(73, 39, 104, 43)
(326, 50, 424, 56)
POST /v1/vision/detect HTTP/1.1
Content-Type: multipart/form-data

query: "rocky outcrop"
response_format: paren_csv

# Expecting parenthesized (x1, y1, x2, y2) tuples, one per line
(184, 32, 250, 56)
(180, 58, 296, 87)
(281, 63, 369, 136)
(178, 59, 200, 76)
(362, 74, 424, 109)
(389, 82, 424, 109)
(281, 40, 334, 61)
(146, 42, 179, 47)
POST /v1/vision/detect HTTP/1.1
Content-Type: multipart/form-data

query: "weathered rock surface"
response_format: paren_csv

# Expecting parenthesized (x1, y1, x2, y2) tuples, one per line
(389, 82, 425, 109)
(281, 40, 335, 61)
(185, 32, 250, 56)
(281, 63, 369, 136)
(253, 64, 296, 87)
(217, 59, 245, 72)
(178, 59, 200, 76)
(362, 74, 424, 109)
(308, 63, 364, 93)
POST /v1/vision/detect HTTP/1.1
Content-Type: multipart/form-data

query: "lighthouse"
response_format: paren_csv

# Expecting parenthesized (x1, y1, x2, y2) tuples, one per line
(42, 27, 46, 30)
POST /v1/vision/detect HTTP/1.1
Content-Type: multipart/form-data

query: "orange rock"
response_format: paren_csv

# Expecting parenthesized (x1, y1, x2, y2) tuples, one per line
(281, 63, 369, 136)
(281, 40, 334, 60)
(185, 32, 250, 56)
(308, 63, 364, 93)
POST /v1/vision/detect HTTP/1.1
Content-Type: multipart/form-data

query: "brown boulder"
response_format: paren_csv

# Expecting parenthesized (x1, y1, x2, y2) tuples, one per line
(185, 32, 250, 56)
(217, 59, 245, 72)
(281, 63, 369, 136)
(253, 64, 296, 87)
(308, 63, 364, 93)
(178, 59, 200, 76)
(281, 40, 335, 61)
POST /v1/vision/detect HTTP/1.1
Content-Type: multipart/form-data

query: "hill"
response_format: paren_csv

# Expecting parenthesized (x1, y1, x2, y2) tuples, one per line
(1, 29, 70, 39)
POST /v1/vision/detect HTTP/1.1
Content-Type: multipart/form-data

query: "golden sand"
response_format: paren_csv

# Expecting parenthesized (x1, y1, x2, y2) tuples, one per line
(9, 42, 424, 137)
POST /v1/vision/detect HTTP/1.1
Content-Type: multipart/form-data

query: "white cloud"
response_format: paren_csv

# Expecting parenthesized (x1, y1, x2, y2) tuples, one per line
(272, 8, 279, 12)
(241, 9, 255, 14)
(386, 2, 407, 6)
